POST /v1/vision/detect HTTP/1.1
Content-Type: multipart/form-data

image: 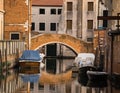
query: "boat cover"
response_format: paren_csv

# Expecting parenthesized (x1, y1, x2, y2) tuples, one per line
(74, 53, 95, 68)
(20, 74, 40, 83)
(19, 50, 41, 62)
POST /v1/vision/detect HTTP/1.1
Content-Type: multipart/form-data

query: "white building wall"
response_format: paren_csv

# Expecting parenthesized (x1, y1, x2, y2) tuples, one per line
(72, 0, 78, 37)
(82, 0, 98, 41)
(58, 0, 100, 42)
(32, 6, 62, 33)
(58, 0, 78, 37)
(65, 0, 78, 37)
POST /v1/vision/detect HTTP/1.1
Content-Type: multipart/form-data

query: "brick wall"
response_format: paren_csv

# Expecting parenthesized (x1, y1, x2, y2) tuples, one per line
(31, 34, 93, 54)
(4, 0, 31, 41)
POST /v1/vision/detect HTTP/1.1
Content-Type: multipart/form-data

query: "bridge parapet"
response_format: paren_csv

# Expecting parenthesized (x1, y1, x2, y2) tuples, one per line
(31, 34, 93, 54)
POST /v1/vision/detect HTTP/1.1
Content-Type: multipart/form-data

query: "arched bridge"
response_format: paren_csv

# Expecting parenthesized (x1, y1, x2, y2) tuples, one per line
(30, 34, 93, 54)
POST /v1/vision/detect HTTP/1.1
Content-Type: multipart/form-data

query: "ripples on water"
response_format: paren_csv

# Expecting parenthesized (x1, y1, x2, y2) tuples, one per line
(0, 58, 120, 93)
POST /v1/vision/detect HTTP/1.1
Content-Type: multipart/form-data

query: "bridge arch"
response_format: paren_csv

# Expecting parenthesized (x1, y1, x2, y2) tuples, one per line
(30, 34, 93, 54)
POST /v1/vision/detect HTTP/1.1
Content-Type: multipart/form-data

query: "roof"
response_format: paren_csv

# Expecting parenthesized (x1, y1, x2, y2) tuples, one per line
(32, 0, 63, 6)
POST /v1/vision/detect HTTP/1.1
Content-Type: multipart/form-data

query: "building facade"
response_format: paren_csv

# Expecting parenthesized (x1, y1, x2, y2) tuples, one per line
(58, 0, 107, 42)
(4, 0, 31, 49)
(31, 0, 63, 35)
(0, 0, 4, 40)
(111, 0, 120, 30)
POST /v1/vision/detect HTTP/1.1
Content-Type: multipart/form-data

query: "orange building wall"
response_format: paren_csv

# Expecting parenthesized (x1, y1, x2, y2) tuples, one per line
(4, 0, 31, 41)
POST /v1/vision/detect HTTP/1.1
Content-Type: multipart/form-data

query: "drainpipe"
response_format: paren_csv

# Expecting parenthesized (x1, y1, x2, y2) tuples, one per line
(117, 13, 120, 31)
(3, 0, 5, 40)
(28, 0, 30, 50)
(110, 35, 113, 75)
(98, 0, 100, 28)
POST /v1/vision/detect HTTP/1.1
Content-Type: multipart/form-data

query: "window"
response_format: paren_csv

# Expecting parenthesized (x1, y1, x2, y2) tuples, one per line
(87, 20, 93, 29)
(87, 38, 93, 42)
(39, 9, 45, 14)
(39, 83, 44, 90)
(88, 2, 94, 11)
(67, 2, 72, 11)
(103, 10, 108, 28)
(58, 9, 62, 14)
(67, 20, 72, 30)
(51, 9, 56, 14)
(50, 23, 56, 31)
(31, 22, 35, 30)
(11, 33, 19, 40)
(39, 23, 45, 31)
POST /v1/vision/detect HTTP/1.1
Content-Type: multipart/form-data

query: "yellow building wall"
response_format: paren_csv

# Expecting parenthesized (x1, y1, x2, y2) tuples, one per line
(4, 0, 31, 41)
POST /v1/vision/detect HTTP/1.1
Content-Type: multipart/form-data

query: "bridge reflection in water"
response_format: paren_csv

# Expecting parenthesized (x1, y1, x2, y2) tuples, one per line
(0, 58, 120, 93)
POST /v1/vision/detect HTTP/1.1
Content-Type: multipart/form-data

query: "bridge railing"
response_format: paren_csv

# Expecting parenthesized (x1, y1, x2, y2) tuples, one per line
(0, 40, 25, 56)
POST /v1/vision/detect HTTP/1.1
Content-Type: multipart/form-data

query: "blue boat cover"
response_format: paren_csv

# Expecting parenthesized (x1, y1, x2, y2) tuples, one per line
(19, 50, 41, 61)
(20, 74, 40, 83)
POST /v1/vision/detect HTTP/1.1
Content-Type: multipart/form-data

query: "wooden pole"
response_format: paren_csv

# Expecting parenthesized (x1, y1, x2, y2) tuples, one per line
(5, 49, 8, 71)
(0, 50, 3, 72)
(27, 82, 30, 93)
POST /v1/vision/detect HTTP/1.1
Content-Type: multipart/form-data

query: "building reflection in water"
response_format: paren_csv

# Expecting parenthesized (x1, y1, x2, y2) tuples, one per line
(0, 58, 120, 93)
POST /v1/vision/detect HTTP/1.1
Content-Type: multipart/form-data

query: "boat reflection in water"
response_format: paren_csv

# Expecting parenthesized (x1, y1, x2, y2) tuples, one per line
(1, 58, 120, 93)
(78, 69, 108, 88)
(19, 67, 41, 93)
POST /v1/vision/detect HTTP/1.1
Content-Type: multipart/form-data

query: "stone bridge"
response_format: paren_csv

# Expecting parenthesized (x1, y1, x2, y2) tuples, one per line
(30, 34, 93, 54)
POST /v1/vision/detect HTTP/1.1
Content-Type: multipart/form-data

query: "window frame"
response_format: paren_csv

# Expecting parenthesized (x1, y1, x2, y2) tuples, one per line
(39, 23, 45, 31)
(51, 9, 56, 15)
(39, 8, 45, 14)
(67, 2, 73, 11)
(10, 32, 20, 40)
(31, 22, 35, 31)
(67, 20, 72, 30)
(87, 20, 93, 30)
(50, 23, 56, 31)
(88, 2, 94, 11)
(58, 9, 62, 15)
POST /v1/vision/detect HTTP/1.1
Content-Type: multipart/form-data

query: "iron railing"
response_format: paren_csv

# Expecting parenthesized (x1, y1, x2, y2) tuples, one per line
(0, 40, 25, 56)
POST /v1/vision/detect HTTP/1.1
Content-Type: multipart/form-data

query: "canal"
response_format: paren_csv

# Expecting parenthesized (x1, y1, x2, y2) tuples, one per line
(0, 58, 120, 93)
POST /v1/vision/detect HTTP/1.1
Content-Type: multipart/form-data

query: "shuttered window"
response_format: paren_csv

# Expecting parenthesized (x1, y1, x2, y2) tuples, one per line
(88, 2, 94, 11)
(67, 20, 72, 30)
(87, 20, 93, 29)
(67, 2, 72, 11)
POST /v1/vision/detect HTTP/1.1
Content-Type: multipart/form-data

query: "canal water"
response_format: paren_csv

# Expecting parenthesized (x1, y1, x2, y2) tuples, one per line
(0, 58, 120, 93)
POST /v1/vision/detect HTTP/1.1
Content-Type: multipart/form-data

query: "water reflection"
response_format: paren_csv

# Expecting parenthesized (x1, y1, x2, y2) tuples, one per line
(0, 58, 120, 93)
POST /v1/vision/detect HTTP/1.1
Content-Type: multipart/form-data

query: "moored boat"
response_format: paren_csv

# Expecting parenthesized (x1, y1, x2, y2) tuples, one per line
(74, 53, 95, 68)
(74, 53, 97, 73)
(19, 50, 44, 68)
(87, 71, 108, 81)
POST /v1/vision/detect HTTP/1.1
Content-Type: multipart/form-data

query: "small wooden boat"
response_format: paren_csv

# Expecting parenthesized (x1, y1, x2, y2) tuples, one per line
(87, 71, 108, 81)
(87, 71, 108, 88)
(19, 67, 40, 74)
(19, 50, 44, 68)
(78, 66, 96, 86)
(74, 53, 96, 76)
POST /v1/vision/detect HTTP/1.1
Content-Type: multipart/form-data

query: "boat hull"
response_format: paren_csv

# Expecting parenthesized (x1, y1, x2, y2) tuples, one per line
(19, 62, 40, 67)
(19, 66, 40, 74)
(87, 71, 108, 81)
(79, 66, 97, 75)
(78, 66, 96, 86)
